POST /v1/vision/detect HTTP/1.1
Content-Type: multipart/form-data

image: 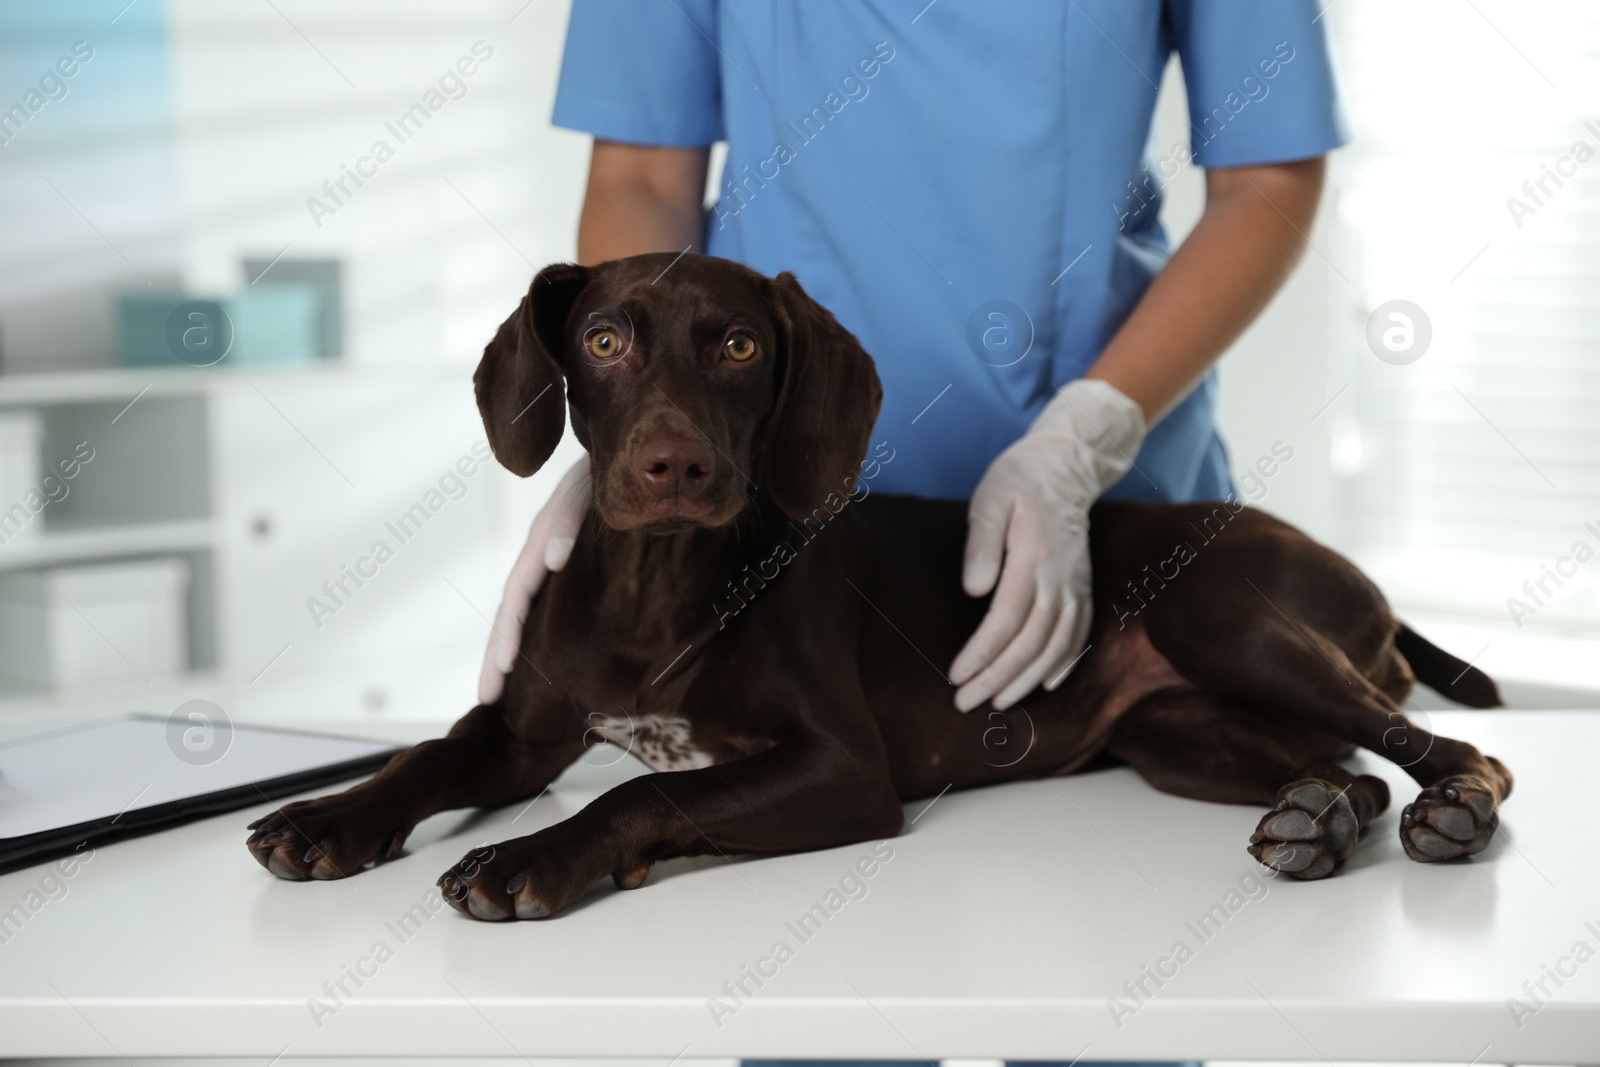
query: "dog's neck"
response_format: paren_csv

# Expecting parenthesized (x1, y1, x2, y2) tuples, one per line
(564, 496, 789, 651)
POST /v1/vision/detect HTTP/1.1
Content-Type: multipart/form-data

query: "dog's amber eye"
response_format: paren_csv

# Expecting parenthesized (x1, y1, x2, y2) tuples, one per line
(585, 328, 623, 360)
(724, 333, 757, 362)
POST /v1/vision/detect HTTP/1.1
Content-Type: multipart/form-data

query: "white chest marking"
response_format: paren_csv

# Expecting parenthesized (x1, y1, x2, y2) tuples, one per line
(591, 713, 714, 772)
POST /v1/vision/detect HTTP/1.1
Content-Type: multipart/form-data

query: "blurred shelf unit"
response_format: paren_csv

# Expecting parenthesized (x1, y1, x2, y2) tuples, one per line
(0, 364, 490, 718)
(0, 518, 213, 573)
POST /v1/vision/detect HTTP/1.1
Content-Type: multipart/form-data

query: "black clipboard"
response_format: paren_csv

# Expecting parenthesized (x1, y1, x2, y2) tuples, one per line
(0, 714, 403, 873)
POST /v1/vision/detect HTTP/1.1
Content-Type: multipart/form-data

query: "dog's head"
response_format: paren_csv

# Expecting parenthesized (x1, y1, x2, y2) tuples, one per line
(474, 253, 882, 531)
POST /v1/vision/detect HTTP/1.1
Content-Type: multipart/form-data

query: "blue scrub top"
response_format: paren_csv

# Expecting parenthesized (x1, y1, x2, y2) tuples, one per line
(553, 0, 1346, 503)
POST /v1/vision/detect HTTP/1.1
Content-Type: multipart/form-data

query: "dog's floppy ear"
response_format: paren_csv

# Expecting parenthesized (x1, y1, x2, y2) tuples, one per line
(474, 263, 588, 476)
(763, 271, 883, 518)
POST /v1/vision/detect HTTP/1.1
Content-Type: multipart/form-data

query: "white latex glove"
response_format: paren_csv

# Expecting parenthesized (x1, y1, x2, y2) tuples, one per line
(948, 378, 1146, 712)
(477, 455, 592, 705)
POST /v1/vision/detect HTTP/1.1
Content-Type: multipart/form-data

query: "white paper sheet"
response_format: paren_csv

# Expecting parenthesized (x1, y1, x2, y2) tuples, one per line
(0, 715, 398, 840)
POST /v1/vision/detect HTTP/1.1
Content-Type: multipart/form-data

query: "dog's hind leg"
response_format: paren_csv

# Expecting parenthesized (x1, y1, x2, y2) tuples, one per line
(1108, 692, 1390, 880)
(1145, 609, 1513, 867)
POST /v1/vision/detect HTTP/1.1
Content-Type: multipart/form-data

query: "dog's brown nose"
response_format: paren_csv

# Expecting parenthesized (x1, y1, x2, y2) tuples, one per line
(636, 437, 715, 493)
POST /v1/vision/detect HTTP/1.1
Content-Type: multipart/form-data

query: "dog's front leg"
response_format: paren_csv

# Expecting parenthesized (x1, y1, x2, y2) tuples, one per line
(247, 704, 584, 880)
(437, 738, 903, 920)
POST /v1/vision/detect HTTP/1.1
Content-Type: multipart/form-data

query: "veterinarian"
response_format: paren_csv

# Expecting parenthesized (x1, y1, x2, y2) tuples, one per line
(483, 0, 1343, 739)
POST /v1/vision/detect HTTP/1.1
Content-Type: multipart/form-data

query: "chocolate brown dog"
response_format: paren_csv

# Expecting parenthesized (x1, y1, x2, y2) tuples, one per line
(247, 252, 1513, 919)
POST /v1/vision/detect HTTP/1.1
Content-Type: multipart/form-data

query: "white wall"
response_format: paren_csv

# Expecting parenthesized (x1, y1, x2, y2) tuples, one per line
(166, 0, 588, 367)
(164, 0, 594, 600)
(0, 1, 183, 371)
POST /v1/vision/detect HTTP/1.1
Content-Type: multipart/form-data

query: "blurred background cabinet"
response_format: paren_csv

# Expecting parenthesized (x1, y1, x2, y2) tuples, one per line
(0, 365, 511, 725)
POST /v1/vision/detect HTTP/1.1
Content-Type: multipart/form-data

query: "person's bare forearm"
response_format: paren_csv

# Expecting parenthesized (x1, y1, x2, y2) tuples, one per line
(576, 141, 711, 265)
(1087, 156, 1327, 423)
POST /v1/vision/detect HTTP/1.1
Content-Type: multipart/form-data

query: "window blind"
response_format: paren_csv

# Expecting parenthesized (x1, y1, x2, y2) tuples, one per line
(1331, 0, 1600, 634)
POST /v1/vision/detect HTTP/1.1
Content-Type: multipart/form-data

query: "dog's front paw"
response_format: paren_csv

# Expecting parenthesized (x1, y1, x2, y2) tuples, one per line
(437, 828, 641, 922)
(1400, 778, 1498, 861)
(1248, 778, 1360, 881)
(246, 792, 408, 881)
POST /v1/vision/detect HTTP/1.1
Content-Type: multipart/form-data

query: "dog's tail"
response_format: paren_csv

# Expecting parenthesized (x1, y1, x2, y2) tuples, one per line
(1395, 623, 1502, 708)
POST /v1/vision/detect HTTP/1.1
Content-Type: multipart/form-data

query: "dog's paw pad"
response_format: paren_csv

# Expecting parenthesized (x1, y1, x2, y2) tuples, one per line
(1248, 777, 1358, 881)
(466, 895, 512, 921)
(513, 890, 551, 920)
(438, 846, 531, 923)
(614, 865, 650, 891)
(1400, 779, 1497, 862)
(265, 848, 308, 881)
(503, 873, 551, 919)
(438, 870, 541, 922)
(438, 836, 636, 921)
(245, 799, 404, 881)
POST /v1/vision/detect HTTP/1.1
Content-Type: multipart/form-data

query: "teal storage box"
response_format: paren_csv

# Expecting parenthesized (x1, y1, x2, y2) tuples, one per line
(118, 285, 321, 367)
(240, 257, 343, 357)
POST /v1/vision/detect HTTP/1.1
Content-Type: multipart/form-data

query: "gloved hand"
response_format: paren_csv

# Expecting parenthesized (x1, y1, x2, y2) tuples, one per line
(948, 378, 1146, 712)
(477, 456, 592, 705)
